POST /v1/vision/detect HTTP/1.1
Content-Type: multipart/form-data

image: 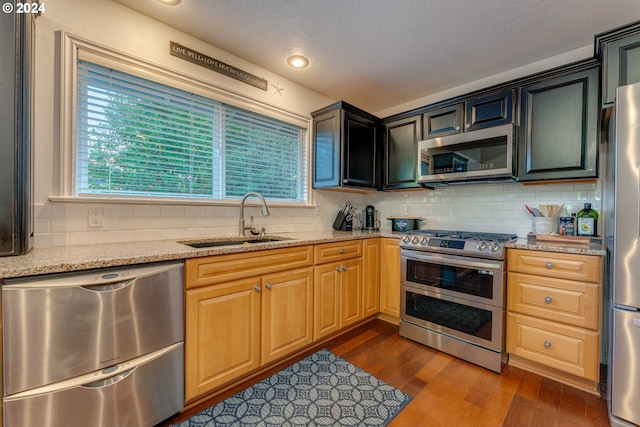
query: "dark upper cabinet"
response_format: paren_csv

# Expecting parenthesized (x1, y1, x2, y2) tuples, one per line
(312, 101, 380, 190)
(422, 104, 463, 138)
(465, 90, 515, 131)
(596, 22, 640, 107)
(518, 63, 599, 182)
(422, 89, 515, 138)
(383, 115, 421, 190)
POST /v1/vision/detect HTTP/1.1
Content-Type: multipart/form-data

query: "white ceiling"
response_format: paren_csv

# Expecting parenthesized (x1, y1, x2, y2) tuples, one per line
(112, 0, 639, 113)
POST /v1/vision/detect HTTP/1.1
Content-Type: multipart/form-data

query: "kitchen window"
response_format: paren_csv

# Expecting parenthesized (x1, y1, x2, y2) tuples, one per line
(61, 34, 309, 204)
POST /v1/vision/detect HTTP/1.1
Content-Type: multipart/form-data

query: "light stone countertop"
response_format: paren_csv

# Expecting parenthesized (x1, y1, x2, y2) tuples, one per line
(505, 237, 607, 257)
(1, 231, 607, 280)
(0, 230, 403, 280)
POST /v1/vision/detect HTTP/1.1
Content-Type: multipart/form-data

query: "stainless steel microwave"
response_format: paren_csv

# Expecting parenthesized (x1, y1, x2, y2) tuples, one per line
(417, 124, 516, 185)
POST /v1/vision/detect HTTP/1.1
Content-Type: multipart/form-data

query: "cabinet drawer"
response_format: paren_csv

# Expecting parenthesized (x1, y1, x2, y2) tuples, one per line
(185, 246, 313, 289)
(507, 312, 599, 381)
(508, 273, 600, 329)
(507, 249, 601, 282)
(314, 240, 362, 264)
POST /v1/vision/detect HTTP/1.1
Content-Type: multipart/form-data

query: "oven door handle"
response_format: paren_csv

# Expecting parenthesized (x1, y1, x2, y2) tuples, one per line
(403, 254, 502, 271)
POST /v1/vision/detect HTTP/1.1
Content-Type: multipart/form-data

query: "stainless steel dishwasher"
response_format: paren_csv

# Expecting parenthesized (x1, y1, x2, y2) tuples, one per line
(2, 261, 184, 427)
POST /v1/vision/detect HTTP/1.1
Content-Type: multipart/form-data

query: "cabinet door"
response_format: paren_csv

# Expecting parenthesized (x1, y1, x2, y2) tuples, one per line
(312, 108, 341, 188)
(362, 238, 380, 317)
(313, 263, 341, 340)
(380, 238, 401, 318)
(507, 312, 600, 381)
(465, 89, 515, 131)
(261, 268, 313, 364)
(341, 257, 363, 328)
(422, 103, 463, 138)
(185, 277, 261, 401)
(383, 115, 421, 189)
(343, 110, 379, 188)
(602, 31, 640, 106)
(518, 66, 599, 181)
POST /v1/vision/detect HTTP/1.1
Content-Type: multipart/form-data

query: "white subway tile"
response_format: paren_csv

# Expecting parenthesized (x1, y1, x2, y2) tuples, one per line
(69, 231, 104, 246)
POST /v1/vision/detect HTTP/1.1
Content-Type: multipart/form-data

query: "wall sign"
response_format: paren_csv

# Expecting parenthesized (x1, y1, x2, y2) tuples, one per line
(170, 41, 268, 91)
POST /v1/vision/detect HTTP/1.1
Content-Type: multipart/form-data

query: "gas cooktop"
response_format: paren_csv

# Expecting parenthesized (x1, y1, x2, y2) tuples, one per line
(399, 229, 518, 259)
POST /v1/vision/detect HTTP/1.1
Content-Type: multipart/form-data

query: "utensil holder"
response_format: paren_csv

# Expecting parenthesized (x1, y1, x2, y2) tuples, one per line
(532, 217, 558, 234)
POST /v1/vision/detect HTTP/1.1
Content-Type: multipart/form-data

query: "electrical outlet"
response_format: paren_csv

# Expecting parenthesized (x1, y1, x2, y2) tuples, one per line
(88, 207, 104, 227)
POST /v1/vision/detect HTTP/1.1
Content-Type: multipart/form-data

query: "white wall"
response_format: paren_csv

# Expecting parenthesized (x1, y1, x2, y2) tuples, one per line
(31, 0, 601, 248)
(32, 0, 341, 247)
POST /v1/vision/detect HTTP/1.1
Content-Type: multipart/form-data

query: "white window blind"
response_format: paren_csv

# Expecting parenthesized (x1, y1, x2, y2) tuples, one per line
(75, 60, 307, 202)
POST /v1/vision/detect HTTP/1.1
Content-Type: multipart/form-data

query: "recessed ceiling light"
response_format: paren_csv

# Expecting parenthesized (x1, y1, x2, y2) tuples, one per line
(157, 0, 181, 5)
(287, 55, 309, 69)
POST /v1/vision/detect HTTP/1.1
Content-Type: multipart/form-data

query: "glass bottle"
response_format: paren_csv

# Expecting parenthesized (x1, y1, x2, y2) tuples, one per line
(577, 203, 598, 236)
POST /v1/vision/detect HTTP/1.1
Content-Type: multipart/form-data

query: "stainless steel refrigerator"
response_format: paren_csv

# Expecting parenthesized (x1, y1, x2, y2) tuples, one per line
(0, 6, 34, 256)
(605, 81, 640, 427)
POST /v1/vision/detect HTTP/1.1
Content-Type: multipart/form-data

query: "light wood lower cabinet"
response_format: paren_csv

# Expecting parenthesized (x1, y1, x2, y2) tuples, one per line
(506, 248, 602, 393)
(313, 258, 362, 339)
(380, 237, 401, 318)
(362, 238, 381, 318)
(184, 246, 313, 402)
(184, 238, 401, 403)
(261, 268, 314, 364)
(313, 240, 363, 340)
(185, 276, 261, 401)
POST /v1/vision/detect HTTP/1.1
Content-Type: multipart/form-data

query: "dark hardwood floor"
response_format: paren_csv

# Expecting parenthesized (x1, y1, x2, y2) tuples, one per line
(162, 319, 611, 427)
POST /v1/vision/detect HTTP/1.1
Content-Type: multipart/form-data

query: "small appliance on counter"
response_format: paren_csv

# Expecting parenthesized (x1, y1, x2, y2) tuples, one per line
(363, 205, 380, 231)
(387, 216, 423, 232)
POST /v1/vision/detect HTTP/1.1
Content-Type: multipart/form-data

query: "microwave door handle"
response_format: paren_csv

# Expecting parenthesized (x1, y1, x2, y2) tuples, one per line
(405, 255, 501, 271)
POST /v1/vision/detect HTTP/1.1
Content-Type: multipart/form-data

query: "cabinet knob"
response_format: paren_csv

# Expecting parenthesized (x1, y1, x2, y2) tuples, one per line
(336, 266, 342, 272)
(543, 340, 552, 349)
(265, 282, 272, 290)
(455, 126, 461, 131)
(254, 284, 261, 292)
(342, 265, 348, 271)
(545, 262, 554, 269)
(544, 296, 553, 304)
(339, 248, 345, 254)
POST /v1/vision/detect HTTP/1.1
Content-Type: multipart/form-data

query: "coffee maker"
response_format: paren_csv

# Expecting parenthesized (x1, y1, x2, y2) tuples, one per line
(364, 205, 379, 230)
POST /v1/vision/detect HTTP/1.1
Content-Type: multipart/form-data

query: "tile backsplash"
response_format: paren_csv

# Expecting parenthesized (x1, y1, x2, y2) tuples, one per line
(33, 180, 602, 248)
(366, 180, 602, 238)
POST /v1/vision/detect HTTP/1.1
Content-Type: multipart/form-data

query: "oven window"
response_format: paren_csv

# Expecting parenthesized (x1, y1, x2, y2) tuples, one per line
(404, 291, 492, 341)
(406, 259, 494, 299)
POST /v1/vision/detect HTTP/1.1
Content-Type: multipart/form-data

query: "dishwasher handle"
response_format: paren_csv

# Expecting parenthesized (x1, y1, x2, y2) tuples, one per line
(81, 279, 135, 292)
(83, 367, 136, 388)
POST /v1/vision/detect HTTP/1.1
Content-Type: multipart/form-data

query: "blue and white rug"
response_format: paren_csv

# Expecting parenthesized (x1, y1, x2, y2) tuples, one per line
(173, 348, 411, 426)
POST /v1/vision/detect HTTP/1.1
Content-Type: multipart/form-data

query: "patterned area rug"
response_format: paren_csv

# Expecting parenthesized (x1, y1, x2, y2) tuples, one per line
(173, 349, 411, 426)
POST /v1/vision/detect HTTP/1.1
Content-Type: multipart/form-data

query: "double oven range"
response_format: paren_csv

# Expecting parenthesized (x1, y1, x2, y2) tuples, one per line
(399, 229, 517, 373)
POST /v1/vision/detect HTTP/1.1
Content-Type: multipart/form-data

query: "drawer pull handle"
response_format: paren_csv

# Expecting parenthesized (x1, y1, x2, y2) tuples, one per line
(545, 262, 554, 269)
(543, 341, 552, 349)
(339, 249, 345, 254)
(544, 296, 553, 304)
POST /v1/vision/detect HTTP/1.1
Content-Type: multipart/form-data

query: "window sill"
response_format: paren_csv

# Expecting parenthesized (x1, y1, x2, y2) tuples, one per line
(48, 195, 316, 209)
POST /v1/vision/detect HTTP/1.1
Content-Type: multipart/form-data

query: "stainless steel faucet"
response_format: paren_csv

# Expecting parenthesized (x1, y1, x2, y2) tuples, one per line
(239, 192, 270, 236)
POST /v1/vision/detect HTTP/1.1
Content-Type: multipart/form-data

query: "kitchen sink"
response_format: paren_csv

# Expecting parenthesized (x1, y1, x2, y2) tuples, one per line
(179, 236, 289, 249)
